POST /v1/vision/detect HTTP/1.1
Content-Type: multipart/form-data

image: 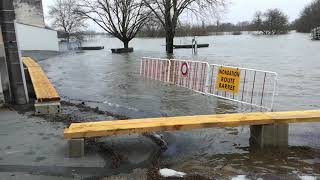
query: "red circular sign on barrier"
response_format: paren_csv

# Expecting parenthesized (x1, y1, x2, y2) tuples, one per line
(181, 62, 189, 76)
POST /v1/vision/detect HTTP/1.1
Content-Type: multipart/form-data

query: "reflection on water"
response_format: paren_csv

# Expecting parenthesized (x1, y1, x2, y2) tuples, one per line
(168, 146, 320, 179)
(40, 32, 320, 177)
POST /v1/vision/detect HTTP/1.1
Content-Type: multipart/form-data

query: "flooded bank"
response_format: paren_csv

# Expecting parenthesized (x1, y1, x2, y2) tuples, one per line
(39, 32, 320, 178)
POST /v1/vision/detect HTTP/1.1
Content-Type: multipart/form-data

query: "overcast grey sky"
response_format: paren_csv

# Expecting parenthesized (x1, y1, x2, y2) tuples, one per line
(42, 0, 314, 29)
(223, 0, 313, 23)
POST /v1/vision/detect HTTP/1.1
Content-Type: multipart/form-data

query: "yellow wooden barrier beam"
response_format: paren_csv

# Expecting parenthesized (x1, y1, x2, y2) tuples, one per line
(22, 57, 60, 102)
(64, 110, 320, 139)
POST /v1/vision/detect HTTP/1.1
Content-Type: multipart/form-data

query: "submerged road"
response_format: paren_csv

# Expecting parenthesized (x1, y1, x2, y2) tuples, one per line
(22, 32, 320, 178)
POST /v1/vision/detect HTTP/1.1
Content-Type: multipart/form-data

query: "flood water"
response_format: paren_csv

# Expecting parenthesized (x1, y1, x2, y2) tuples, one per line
(41, 32, 320, 178)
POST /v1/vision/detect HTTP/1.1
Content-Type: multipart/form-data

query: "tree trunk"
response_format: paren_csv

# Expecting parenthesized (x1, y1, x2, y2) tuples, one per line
(123, 41, 129, 49)
(66, 33, 71, 50)
(166, 30, 174, 53)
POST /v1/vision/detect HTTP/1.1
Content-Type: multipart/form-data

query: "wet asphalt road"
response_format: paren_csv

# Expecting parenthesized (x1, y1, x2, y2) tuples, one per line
(32, 33, 320, 178)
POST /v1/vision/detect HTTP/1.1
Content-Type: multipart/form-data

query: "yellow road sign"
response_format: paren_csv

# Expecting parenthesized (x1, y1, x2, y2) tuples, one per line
(216, 66, 241, 94)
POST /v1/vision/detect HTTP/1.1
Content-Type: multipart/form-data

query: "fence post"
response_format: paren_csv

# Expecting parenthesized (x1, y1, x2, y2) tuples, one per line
(167, 59, 171, 83)
(205, 63, 211, 94)
(140, 57, 144, 76)
(270, 73, 278, 111)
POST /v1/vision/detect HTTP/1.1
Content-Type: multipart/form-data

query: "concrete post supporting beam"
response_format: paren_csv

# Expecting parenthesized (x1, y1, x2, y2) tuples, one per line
(0, 1, 28, 104)
(34, 101, 61, 115)
(68, 138, 85, 158)
(250, 124, 289, 148)
(0, 73, 4, 106)
(0, 26, 12, 103)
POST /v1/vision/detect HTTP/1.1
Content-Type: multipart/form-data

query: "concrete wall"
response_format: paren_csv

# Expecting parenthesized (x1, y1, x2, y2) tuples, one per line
(0, 72, 4, 106)
(13, 0, 45, 28)
(0, 29, 13, 104)
(1, 1, 29, 104)
(0, 75, 3, 106)
(0, 29, 7, 105)
(15, 23, 59, 51)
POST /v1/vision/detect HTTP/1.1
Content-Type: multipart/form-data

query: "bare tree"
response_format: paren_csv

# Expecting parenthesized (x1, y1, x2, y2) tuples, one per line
(295, 0, 320, 33)
(265, 9, 289, 34)
(49, 0, 86, 42)
(142, 0, 226, 53)
(139, 18, 165, 37)
(78, 0, 148, 49)
(252, 9, 289, 35)
(252, 11, 264, 33)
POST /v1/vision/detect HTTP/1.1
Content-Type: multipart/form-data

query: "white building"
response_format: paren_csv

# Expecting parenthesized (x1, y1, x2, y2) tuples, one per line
(13, 0, 59, 51)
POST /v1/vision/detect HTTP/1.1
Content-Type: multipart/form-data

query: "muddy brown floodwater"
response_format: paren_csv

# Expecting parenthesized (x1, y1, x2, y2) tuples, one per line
(39, 32, 320, 179)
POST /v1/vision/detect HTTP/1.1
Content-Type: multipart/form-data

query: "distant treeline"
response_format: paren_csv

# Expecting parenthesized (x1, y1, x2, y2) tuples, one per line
(137, 20, 293, 37)
(57, 30, 108, 39)
(55, 0, 320, 39)
(138, 0, 320, 37)
(137, 21, 256, 37)
(294, 0, 320, 33)
(138, 22, 210, 37)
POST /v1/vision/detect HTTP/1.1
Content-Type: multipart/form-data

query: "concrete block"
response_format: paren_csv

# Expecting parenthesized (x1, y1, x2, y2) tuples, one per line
(0, 94, 4, 106)
(250, 124, 288, 149)
(1, 1, 15, 10)
(0, 83, 4, 107)
(68, 139, 85, 158)
(111, 48, 134, 53)
(1, 23, 15, 32)
(5, 50, 20, 62)
(2, 31, 17, 42)
(34, 102, 47, 115)
(0, 11, 15, 22)
(34, 101, 61, 115)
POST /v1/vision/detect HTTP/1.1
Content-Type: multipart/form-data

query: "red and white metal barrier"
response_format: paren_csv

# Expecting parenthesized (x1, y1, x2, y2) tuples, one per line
(207, 64, 277, 111)
(140, 57, 171, 82)
(168, 59, 209, 94)
(140, 57, 277, 111)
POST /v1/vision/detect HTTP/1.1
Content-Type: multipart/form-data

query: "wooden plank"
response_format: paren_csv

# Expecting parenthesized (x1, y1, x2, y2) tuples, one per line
(64, 110, 320, 139)
(22, 57, 41, 67)
(22, 57, 60, 102)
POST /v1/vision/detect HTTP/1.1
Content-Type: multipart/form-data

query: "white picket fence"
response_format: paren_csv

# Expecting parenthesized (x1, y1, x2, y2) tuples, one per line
(140, 57, 277, 111)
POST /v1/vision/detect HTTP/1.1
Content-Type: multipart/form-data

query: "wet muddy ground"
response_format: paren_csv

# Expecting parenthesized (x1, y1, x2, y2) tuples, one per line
(1, 102, 222, 179)
(41, 33, 320, 179)
(1, 33, 320, 179)
(1, 98, 319, 179)
(24, 102, 320, 179)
